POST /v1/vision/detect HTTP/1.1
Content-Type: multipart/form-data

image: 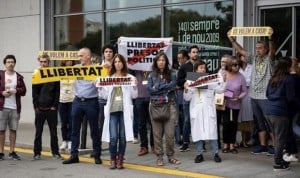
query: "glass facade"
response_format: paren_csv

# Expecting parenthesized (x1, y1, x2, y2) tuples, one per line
(261, 8, 292, 58)
(52, 0, 233, 71)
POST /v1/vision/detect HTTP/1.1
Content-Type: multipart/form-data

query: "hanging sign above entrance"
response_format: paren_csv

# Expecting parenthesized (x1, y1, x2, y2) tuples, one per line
(229, 26, 272, 36)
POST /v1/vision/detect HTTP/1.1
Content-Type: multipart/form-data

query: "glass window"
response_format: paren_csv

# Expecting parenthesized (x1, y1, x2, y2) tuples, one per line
(165, 0, 202, 4)
(55, 0, 101, 14)
(106, 0, 160, 9)
(261, 8, 292, 58)
(296, 7, 300, 59)
(105, 8, 161, 44)
(165, 1, 233, 72)
(54, 13, 103, 56)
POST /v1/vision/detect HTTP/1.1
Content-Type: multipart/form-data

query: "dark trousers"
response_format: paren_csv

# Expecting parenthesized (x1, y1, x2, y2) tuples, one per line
(267, 115, 289, 165)
(134, 98, 154, 149)
(285, 113, 298, 154)
(70, 98, 101, 158)
(222, 108, 239, 144)
(58, 102, 72, 141)
(98, 100, 106, 149)
(34, 110, 59, 155)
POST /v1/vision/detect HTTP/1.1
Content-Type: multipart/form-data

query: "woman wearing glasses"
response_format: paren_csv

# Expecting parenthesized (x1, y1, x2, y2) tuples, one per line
(222, 56, 247, 154)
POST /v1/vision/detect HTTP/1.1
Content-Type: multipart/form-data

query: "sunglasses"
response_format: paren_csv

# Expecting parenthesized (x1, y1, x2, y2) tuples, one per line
(232, 63, 239, 67)
(39, 60, 48, 63)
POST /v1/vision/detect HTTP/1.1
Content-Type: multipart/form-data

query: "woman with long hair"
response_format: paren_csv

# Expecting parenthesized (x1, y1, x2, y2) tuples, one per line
(147, 52, 180, 166)
(99, 54, 138, 169)
(266, 57, 300, 171)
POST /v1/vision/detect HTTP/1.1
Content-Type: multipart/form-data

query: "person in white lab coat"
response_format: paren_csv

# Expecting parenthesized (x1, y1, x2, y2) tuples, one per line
(98, 54, 138, 169)
(184, 60, 225, 163)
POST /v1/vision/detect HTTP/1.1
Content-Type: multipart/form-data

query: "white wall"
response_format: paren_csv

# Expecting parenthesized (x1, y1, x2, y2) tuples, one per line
(0, 0, 41, 123)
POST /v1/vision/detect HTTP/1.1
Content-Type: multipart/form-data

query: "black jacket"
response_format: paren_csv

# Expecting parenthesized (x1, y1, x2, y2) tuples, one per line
(32, 81, 60, 109)
(176, 61, 194, 88)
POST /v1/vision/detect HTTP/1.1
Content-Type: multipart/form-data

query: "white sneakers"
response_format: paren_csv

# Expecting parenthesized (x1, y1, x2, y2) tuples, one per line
(283, 153, 299, 162)
(60, 141, 72, 150)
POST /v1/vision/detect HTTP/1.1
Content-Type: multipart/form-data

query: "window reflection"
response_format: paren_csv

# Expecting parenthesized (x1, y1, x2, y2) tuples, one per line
(261, 8, 292, 58)
(55, 0, 101, 14)
(165, 1, 233, 72)
(106, 0, 160, 9)
(54, 14, 102, 56)
(106, 8, 161, 44)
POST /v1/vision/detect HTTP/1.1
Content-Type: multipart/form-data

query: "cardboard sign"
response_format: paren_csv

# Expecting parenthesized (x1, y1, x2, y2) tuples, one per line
(229, 26, 272, 36)
(38, 51, 79, 60)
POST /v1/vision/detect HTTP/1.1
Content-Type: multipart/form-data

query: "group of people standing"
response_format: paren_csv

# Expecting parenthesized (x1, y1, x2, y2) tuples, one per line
(0, 27, 299, 172)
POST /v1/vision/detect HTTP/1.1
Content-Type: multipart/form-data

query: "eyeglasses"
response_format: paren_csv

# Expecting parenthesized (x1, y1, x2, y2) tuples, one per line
(39, 60, 48, 63)
(232, 63, 239, 67)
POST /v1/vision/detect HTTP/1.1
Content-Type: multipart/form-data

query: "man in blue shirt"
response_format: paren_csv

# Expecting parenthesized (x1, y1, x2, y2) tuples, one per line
(63, 47, 101, 164)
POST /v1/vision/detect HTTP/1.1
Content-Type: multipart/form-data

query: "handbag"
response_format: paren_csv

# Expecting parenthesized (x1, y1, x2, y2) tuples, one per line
(215, 93, 226, 111)
(149, 102, 170, 122)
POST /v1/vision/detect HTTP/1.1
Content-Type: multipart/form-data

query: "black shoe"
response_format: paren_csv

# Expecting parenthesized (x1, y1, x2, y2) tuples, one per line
(95, 157, 102, 164)
(53, 153, 61, 159)
(8, 151, 21, 160)
(194, 154, 204, 163)
(33, 154, 41, 160)
(62, 156, 79, 164)
(0, 153, 5, 160)
(214, 154, 222, 163)
(273, 164, 290, 171)
(179, 144, 190, 152)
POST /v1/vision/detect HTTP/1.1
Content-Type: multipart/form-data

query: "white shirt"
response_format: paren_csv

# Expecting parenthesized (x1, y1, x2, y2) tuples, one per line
(4, 72, 17, 109)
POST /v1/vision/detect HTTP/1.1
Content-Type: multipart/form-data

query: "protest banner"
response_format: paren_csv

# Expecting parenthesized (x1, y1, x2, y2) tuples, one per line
(188, 73, 221, 88)
(95, 76, 136, 87)
(229, 26, 272, 36)
(38, 50, 79, 60)
(118, 37, 173, 71)
(32, 66, 109, 84)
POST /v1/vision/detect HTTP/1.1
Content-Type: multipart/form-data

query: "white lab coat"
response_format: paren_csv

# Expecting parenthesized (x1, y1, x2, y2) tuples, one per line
(184, 76, 225, 142)
(98, 74, 138, 142)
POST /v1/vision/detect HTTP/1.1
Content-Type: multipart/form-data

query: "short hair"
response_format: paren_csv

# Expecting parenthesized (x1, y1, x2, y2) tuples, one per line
(188, 45, 199, 53)
(38, 54, 50, 62)
(256, 40, 269, 51)
(178, 50, 189, 59)
(102, 44, 116, 55)
(225, 56, 238, 72)
(3, 54, 16, 64)
(194, 60, 206, 71)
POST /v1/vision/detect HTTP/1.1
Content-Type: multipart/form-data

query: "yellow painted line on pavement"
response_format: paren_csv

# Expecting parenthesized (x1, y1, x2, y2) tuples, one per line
(5, 146, 223, 178)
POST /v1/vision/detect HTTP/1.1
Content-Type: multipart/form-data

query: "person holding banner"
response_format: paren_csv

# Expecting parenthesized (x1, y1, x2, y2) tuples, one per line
(183, 60, 225, 163)
(98, 54, 138, 169)
(32, 54, 60, 160)
(58, 60, 76, 151)
(147, 52, 180, 166)
(63, 48, 102, 165)
(227, 28, 276, 155)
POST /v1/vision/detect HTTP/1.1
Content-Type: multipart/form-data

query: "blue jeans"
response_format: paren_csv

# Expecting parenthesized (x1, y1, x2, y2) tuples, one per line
(109, 111, 126, 156)
(70, 98, 101, 158)
(182, 100, 190, 144)
(58, 102, 72, 141)
(196, 140, 218, 156)
(134, 98, 154, 149)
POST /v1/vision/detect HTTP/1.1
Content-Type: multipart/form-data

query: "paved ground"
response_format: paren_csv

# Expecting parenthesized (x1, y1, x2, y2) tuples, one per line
(3, 122, 300, 178)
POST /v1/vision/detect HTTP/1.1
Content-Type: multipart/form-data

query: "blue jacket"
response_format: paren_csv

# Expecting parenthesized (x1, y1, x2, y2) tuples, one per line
(266, 75, 300, 117)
